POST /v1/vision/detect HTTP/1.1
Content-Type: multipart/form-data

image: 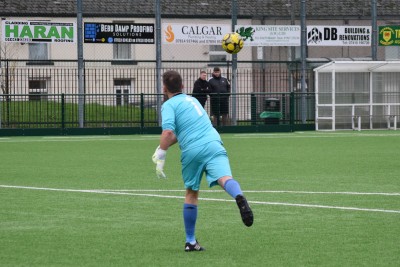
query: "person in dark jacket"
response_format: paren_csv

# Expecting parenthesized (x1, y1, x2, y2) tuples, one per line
(192, 70, 210, 108)
(208, 67, 230, 126)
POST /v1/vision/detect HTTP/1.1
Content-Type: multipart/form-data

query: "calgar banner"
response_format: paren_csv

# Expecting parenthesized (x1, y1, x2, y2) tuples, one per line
(162, 23, 231, 45)
(2, 20, 75, 43)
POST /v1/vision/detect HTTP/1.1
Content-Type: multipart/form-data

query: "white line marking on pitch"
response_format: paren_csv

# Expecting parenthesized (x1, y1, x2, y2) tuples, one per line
(43, 136, 112, 139)
(245, 190, 400, 196)
(233, 134, 400, 139)
(1, 185, 399, 214)
(96, 189, 400, 196)
(0, 138, 154, 143)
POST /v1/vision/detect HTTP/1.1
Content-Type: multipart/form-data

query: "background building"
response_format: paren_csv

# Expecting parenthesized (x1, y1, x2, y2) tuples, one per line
(0, 0, 399, 132)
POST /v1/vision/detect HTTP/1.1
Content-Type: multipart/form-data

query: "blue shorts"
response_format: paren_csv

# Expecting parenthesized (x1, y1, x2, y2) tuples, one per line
(181, 141, 232, 191)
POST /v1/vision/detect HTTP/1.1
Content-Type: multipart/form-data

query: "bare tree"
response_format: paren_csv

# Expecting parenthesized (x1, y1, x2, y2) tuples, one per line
(0, 42, 19, 95)
(0, 41, 20, 127)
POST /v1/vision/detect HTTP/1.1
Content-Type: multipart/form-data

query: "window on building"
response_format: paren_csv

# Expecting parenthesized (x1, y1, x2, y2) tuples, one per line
(113, 43, 132, 60)
(27, 43, 53, 65)
(28, 79, 48, 101)
(113, 20, 134, 60)
(294, 46, 309, 60)
(29, 43, 49, 60)
(114, 79, 131, 106)
(209, 45, 227, 64)
(385, 46, 400, 60)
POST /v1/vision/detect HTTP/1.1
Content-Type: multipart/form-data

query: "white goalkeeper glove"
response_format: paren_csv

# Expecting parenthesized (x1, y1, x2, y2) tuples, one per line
(152, 145, 167, 179)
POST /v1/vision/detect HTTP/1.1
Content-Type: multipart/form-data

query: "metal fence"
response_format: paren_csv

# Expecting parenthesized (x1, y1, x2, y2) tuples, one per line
(0, 60, 315, 95)
(0, 59, 317, 134)
(0, 92, 315, 131)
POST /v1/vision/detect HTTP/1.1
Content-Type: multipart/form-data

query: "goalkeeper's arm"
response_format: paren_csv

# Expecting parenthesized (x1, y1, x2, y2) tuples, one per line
(159, 129, 177, 150)
(152, 130, 177, 178)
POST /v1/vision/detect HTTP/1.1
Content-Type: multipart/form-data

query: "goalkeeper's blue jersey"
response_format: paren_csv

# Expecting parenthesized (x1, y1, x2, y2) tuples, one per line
(161, 93, 222, 152)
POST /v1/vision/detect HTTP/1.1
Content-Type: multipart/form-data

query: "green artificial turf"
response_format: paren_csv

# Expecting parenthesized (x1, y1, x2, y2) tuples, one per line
(0, 131, 399, 266)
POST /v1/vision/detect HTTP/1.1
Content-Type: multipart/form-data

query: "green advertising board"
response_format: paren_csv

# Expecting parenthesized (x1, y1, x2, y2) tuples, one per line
(379, 26, 400, 46)
(2, 20, 75, 43)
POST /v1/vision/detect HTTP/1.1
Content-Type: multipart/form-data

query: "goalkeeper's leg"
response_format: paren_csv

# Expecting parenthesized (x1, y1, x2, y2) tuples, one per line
(218, 176, 254, 227)
(183, 189, 205, 251)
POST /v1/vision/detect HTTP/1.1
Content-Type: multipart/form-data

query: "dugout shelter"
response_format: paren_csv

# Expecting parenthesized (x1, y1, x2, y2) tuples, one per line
(314, 61, 400, 131)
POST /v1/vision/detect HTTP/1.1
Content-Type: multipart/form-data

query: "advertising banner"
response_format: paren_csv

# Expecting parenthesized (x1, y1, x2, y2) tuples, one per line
(84, 23, 154, 44)
(162, 23, 230, 45)
(2, 20, 75, 43)
(307, 26, 371, 46)
(235, 25, 301, 46)
(379, 26, 400, 46)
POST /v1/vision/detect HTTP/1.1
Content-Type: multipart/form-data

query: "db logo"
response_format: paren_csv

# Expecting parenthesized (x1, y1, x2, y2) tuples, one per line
(308, 27, 338, 44)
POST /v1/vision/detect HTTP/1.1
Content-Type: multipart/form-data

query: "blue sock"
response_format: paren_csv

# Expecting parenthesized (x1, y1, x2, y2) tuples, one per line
(224, 179, 243, 199)
(183, 203, 197, 244)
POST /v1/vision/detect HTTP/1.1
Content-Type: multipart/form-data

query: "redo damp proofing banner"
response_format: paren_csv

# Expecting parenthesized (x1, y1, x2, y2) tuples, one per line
(84, 22, 155, 44)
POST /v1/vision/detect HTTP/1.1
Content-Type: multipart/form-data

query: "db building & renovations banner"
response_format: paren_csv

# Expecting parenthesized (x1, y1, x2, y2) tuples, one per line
(307, 26, 371, 46)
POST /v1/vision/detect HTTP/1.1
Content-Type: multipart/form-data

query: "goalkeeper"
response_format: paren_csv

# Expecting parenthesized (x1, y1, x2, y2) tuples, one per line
(152, 70, 253, 252)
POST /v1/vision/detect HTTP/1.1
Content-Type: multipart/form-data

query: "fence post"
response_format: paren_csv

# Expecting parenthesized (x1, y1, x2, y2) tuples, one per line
(77, 0, 84, 128)
(290, 92, 295, 131)
(140, 93, 144, 131)
(217, 92, 221, 127)
(5, 60, 10, 127)
(0, 94, 2, 129)
(61, 93, 65, 131)
(281, 93, 286, 122)
(250, 93, 257, 125)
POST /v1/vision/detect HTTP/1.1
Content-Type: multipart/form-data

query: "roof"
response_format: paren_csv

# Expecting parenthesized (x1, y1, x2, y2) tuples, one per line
(314, 61, 400, 73)
(0, 0, 399, 19)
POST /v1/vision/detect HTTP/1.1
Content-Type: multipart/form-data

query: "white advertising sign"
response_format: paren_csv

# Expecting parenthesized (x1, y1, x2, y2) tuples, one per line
(235, 25, 301, 46)
(307, 26, 371, 46)
(162, 23, 231, 45)
(2, 20, 76, 43)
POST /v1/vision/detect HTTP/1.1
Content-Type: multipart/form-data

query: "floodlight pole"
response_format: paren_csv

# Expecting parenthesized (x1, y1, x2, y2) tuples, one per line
(155, 0, 162, 126)
(288, 0, 295, 93)
(231, 0, 237, 126)
(77, 0, 84, 128)
(300, 0, 307, 124)
(371, 0, 377, 60)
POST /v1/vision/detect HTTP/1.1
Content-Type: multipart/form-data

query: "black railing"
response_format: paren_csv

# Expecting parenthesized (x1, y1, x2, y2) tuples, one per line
(0, 93, 315, 132)
(0, 60, 317, 95)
